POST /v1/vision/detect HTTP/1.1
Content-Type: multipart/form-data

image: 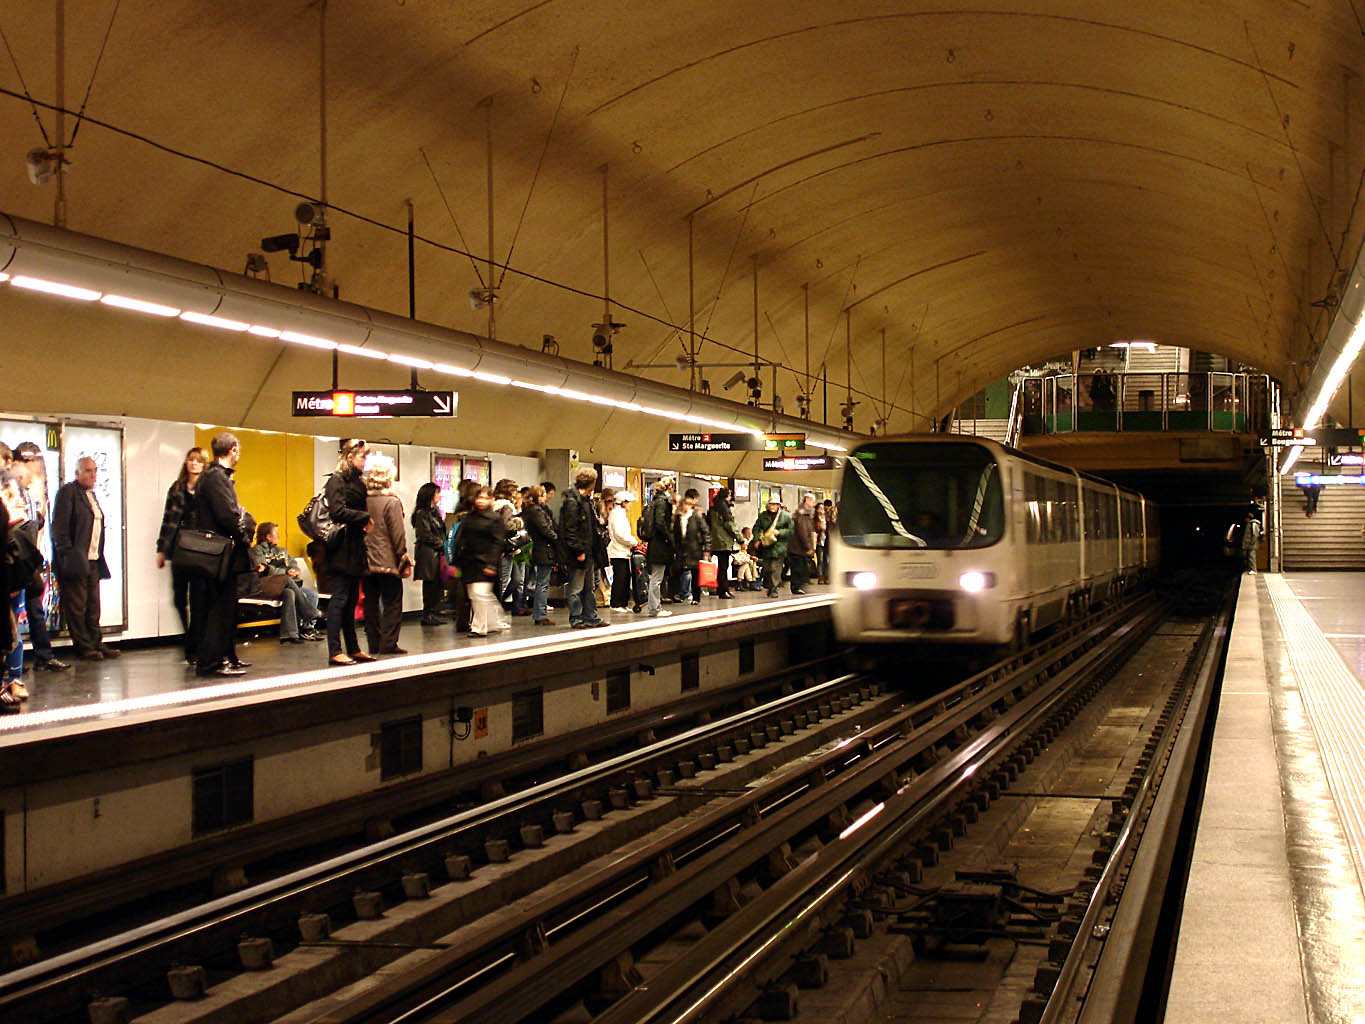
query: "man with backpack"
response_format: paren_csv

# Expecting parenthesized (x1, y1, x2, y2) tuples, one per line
(1240, 509, 1263, 575)
(642, 477, 676, 617)
(753, 498, 794, 597)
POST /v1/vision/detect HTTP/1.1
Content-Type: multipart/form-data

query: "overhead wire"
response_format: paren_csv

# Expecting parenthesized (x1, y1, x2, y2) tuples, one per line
(0, 21, 53, 148)
(496, 44, 578, 291)
(67, 0, 122, 148)
(420, 145, 487, 290)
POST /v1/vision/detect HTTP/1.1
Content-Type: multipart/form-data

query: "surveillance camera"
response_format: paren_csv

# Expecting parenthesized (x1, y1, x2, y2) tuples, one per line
(25, 148, 54, 185)
(261, 233, 300, 254)
(722, 371, 746, 390)
(295, 201, 326, 225)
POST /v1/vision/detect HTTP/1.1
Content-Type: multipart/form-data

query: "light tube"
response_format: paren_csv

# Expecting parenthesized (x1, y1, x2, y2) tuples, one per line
(387, 352, 432, 369)
(247, 325, 282, 338)
(180, 311, 249, 331)
(101, 294, 180, 317)
(11, 274, 100, 300)
(339, 344, 388, 360)
(279, 330, 337, 349)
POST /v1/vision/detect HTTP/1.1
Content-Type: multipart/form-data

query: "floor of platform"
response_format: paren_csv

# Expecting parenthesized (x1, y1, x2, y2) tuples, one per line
(1166, 572, 1365, 1023)
(1, 585, 831, 735)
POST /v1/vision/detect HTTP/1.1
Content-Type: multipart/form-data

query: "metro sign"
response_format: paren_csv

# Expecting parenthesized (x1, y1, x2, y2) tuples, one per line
(292, 389, 457, 418)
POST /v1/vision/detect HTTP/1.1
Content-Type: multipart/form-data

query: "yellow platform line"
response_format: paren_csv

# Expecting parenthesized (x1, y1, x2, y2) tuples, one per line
(1266, 573, 1365, 900)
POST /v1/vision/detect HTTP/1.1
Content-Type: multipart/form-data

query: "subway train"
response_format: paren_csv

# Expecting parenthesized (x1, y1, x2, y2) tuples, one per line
(830, 435, 1158, 649)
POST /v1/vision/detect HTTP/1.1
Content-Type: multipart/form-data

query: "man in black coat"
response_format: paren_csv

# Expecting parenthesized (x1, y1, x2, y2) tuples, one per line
(194, 432, 252, 677)
(558, 467, 605, 628)
(51, 455, 120, 661)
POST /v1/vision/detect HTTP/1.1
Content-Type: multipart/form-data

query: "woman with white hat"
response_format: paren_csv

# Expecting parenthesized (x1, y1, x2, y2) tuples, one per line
(605, 488, 639, 613)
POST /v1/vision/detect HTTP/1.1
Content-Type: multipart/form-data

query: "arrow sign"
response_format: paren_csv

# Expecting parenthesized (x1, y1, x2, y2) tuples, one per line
(293, 389, 458, 418)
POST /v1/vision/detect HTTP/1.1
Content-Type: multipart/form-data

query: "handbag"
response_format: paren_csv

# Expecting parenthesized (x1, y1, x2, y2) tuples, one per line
(259, 573, 290, 600)
(173, 529, 234, 581)
(503, 528, 531, 556)
(696, 559, 718, 590)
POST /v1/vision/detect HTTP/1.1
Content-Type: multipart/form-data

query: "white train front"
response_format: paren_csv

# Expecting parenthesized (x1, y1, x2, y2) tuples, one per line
(831, 436, 1158, 648)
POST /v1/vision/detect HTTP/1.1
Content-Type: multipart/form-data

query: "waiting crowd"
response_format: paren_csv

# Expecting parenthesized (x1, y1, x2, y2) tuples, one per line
(1, 434, 834, 699)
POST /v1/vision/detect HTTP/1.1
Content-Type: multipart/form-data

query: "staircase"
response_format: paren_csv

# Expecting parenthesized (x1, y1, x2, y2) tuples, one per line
(949, 418, 1010, 444)
(1280, 482, 1365, 569)
(1124, 344, 1184, 375)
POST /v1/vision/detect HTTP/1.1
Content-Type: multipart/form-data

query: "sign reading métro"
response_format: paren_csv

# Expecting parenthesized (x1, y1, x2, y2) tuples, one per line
(669, 433, 763, 452)
(763, 455, 835, 471)
(293, 390, 457, 418)
(764, 432, 806, 452)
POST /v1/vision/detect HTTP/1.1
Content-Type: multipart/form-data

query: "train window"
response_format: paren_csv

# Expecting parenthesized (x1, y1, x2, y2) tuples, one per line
(841, 443, 1004, 549)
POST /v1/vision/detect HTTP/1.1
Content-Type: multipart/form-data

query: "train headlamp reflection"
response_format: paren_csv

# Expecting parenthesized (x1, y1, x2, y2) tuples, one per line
(850, 571, 878, 590)
(958, 571, 994, 592)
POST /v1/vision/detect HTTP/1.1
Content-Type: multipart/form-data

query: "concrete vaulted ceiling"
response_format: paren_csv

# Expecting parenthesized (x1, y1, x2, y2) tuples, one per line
(1, 0, 1363, 464)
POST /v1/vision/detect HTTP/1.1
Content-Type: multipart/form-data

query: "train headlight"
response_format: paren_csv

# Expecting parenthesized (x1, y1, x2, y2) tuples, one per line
(849, 571, 878, 590)
(958, 571, 995, 592)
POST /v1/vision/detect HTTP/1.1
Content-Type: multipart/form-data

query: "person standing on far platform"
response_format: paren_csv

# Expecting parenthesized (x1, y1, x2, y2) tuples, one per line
(11, 443, 68, 671)
(362, 454, 410, 655)
(194, 433, 252, 676)
(51, 455, 121, 661)
(789, 493, 817, 595)
(324, 439, 375, 666)
(411, 483, 447, 626)
(753, 498, 794, 597)
(1241, 510, 1263, 575)
(643, 477, 676, 617)
(707, 487, 737, 600)
(455, 486, 508, 637)
(156, 446, 209, 665)
(559, 467, 606, 628)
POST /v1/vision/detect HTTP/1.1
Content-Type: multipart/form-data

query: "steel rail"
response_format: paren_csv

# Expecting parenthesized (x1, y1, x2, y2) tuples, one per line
(1066, 592, 1233, 1023)
(0, 650, 845, 944)
(583, 600, 1162, 1024)
(337, 597, 1154, 1024)
(0, 669, 870, 1022)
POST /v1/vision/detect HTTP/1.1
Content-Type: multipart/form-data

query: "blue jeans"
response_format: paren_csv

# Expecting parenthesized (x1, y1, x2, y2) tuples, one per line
(531, 562, 553, 621)
(508, 560, 527, 613)
(6, 590, 25, 682)
(498, 555, 514, 607)
(678, 566, 695, 602)
(568, 558, 600, 625)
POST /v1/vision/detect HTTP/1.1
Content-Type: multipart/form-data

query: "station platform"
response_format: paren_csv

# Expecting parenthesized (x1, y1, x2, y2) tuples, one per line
(1, 586, 831, 737)
(1166, 572, 1365, 1022)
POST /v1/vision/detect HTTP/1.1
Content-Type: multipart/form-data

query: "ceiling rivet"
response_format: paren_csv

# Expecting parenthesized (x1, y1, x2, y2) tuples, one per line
(632, 140, 642, 154)
(946, 48, 956, 62)
(984, 109, 994, 121)
(530, 77, 542, 94)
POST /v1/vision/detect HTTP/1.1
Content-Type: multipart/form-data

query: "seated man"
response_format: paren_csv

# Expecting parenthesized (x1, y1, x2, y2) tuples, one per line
(251, 521, 324, 643)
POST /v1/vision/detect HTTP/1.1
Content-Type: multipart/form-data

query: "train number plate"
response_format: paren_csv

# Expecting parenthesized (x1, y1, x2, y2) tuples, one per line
(898, 562, 938, 579)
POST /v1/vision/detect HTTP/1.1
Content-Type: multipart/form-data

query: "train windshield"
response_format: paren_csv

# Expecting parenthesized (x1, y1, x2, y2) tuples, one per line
(839, 442, 1004, 549)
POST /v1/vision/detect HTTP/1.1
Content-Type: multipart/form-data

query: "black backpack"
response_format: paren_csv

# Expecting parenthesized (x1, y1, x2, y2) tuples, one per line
(637, 512, 652, 541)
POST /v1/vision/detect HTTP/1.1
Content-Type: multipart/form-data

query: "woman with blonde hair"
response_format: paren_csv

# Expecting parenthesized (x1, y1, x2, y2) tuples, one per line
(362, 453, 411, 655)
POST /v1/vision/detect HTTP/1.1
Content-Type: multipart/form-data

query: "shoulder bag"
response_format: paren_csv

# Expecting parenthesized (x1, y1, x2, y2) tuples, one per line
(172, 529, 234, 581)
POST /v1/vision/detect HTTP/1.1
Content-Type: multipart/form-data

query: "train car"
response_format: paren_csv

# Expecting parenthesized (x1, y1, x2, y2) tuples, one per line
(831, 434, 1156, 649)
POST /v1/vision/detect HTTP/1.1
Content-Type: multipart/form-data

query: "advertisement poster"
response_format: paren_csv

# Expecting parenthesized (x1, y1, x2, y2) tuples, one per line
(63, 424, 126, 629)
(431, 453, 461, 516)
(461, 457, 491, 488)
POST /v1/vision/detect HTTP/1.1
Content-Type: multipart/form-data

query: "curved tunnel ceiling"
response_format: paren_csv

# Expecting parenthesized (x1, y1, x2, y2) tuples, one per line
(0, 1, 1361, 439)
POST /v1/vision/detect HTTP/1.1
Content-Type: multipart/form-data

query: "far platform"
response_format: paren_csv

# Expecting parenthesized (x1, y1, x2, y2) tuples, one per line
(1, 586, 834, 742)
(1166, 572, 1365, 1023)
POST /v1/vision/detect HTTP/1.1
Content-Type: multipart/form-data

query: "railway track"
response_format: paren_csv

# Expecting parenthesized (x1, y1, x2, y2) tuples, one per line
(8, 586, 1224, 1024)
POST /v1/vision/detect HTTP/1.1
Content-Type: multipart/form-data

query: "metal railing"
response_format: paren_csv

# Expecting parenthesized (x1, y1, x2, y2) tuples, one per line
(1016, 372, 1274, 436)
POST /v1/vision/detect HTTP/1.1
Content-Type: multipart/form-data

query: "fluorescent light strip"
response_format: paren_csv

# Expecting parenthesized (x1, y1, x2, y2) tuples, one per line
(433, 362, 474, 377)
(247, 325, 282, 338)
(0, 272, 9, 282)
(472, 370, 511, 385)
(280, 330, 337, 349)
(1284, 316, 1365, 475)
(180, 311, 249, 331)
(388, 352, 433, 369)
(339, 343, 387, 360)
(11, 274, 101, 300)
(101, 293, 180, 317)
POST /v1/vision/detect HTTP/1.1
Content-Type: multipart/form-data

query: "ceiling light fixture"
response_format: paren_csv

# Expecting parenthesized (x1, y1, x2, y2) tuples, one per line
(101, 294, 180, 317)
(0, 211, 860, 454)
(11, 274, 100, 301)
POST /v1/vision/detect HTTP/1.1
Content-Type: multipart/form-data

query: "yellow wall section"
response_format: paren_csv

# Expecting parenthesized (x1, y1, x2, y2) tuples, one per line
(193, 428, 315, 559)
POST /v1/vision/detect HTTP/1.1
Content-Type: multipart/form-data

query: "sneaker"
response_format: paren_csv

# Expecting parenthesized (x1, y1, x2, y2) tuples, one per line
(534, 618, 554, 626)
(610, 606, 629, 613)
(649, 609, 673, 618)
(35, 657, 71, 671)
(791, 588, 807, 595)
(467, 631, 488, 638)
(587, 619, 608, 627)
